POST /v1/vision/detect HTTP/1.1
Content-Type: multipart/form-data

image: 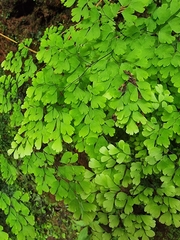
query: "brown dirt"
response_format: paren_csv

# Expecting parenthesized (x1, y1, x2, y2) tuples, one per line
(0, 0, 72, 63)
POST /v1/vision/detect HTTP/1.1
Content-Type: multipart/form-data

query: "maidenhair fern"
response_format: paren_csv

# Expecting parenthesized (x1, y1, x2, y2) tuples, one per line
(1, 0, 180, 239)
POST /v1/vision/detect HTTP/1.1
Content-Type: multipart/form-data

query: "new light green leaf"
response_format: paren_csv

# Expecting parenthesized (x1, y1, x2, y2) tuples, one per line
(141, 215, 155, 228)
(138, 100, 152, 113)
(171, 72, 180, 88)
(72, 7, 82, 22)
(61, 151, 72, 164)
(0, 198, 6, 211)
(86, 22, 100, 40)
(108, 144, 119, 155)
(130, 1, 147, 13)
(170, 0, 180, 14)
(158, 25, 175, 44)
(145, 230, 155, 238)
(0, 229, 8, 240)
(113, 38, 127, 56)
(89, 158, 102, 169)
(132, 111, 147, 124)
(117, 140, 131, 154)
(117, 152, 126, 164)
(130, 87, 138, 102)
(21, 193, 29, 203)
(136, 68, 149, 81)
(159, 212, 172, 226)
(62, 0, 76, 7)
(25, 215, 35, 225)
(115, 192, 127, 209)
(162, 183, 176, 197)
(114, 165, 126, 184)
(103, 3, 120, 19)
(63, 134, 72, 143)
(173, 214, 180, 227)
(126, 119, 139, 135)
(100, 146, 109, 156)
(51, 137, 62, 153)
(24, 140, 33, 156)
(77, 227, 88, 240)
(169, 17, 180, 33)
(90, 6, 100, 23)
(98, 212, 108, 225)
(79, 125, 89, 138)
(153, 3, 171, 24)
(57, 185, 68, 199)
(122, 7, 137, 25)
(124, 199, 133, 214)
(109, 215, 119, 228)
(82, 212, 96, 225)
(122, 169, 132, 188)
(103, 199, 114, 212)
(95, 173, 119, 190)
(169, 198, 180, 211)
(50, 180, 59, 195)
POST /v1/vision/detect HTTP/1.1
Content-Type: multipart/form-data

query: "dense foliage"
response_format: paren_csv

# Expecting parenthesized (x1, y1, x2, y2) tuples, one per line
(1, 0, 180, 239)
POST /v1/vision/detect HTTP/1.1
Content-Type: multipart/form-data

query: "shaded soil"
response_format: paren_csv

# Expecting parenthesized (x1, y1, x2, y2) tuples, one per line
(0, 0, 72, 63)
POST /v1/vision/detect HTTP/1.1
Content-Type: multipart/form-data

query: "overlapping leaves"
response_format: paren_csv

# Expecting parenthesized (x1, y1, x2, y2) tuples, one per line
(1, 0, 180, 239)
